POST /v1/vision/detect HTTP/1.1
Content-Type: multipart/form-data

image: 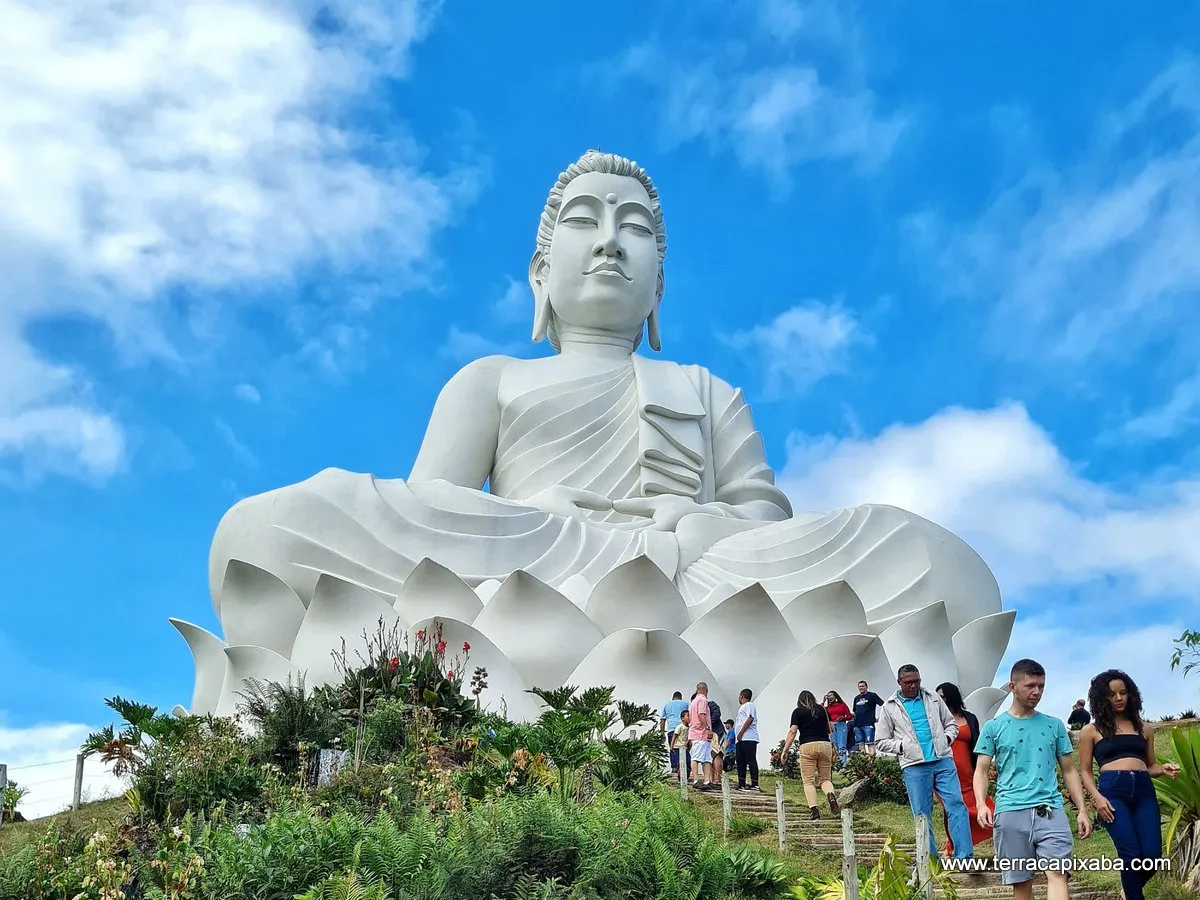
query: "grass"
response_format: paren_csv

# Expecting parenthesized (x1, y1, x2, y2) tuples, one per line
(0, 797, 127, 858)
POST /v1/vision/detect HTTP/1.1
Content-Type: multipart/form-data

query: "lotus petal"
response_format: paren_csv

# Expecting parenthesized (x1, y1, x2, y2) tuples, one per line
(780, 581, 869, 652)
(952, 611, 1017, 696)
(682, 583, 799, 694)
(395, 558, 483, 625)
(474, 579, 502, 603)
(290, 574, 406, 686)
(965, 685, 1010, 722)
(471, 570, 603, 691)
(559, 574, 592, 607)
(864, 569, 935, 634)
(215, 645, 302, 718)
(584, 556, 689, 636)
(877, 601, 959, 688)
(170, 618, 228, 717)
(219, 560, 306, 657)
(686, 581, 741, 623)
(756, 634, 894, 741)
(565, 628, 731, 719)
(409, 616, 541, 722)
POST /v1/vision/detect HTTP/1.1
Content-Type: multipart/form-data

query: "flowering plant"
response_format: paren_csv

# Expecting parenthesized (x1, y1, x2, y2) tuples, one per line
(769, 739, 799, 778)
(327, 617, 482, 735)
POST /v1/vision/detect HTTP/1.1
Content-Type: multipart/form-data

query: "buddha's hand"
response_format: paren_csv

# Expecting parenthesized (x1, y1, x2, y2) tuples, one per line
(611, 495, 707, 531)
(526, 485, 613, 520)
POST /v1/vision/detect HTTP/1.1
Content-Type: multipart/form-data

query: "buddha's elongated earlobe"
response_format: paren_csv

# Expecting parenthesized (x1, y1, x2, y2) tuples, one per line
(529, 252, 552, 343)
(647, 302, 662, 351)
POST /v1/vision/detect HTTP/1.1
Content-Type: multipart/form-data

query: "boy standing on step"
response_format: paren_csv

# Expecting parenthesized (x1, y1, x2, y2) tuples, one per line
(734, 688, 762, 792)
(973, 658, 1091, 900)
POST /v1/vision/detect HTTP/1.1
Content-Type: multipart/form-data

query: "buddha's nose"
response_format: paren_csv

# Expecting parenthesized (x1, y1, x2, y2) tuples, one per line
(594, 227, 623, 258)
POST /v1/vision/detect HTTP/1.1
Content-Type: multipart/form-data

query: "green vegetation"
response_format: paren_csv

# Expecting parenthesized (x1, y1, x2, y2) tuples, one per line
(0, 618, 807, 899)
(8, 620, 1200, 898)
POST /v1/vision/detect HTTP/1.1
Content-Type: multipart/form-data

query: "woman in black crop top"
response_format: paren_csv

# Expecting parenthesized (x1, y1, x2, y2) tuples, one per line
(1077, 669, 1180, 900)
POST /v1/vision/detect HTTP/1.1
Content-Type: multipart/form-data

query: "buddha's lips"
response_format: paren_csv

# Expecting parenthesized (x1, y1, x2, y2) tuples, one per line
(585, 261, 630, 280)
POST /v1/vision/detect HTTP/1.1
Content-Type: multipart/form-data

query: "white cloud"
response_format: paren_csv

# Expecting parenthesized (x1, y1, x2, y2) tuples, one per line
(605, 0, 907, 192)
(214, 418, 259, 468)
(0, 0, 466, 485)
(439, 326, 525, 363)
(493, 277, 530, 323)
(0, 721, 123, 820)
(905, 57, 1200, 368)
(779, 404, 1200, 709)
(1122, 370, 1200, 442)
(781, 403, 1200, 597)
(999, 616, 1198, 725)
(233, 383, 261, 405)
(724, 301, 872, 396)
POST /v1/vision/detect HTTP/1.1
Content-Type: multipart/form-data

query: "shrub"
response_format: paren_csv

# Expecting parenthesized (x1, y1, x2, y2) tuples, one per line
(326, 617, 480, 740)
(237, 674, 344, 775)
(129, 715, 267, 823)
(297, 791, 790, 900)
(311, 762, 415, 821)
(768, 739, 799, 778)
(839, 752, 908, 804)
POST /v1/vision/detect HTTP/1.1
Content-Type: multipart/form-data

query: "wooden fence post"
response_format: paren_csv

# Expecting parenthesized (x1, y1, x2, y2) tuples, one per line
(775, 780, 786, 849)
(72, 753, 86, 811)
(841, 806, 859, 900)
(722, 771, 732, 835)
(914, 814, 933, 900)
(678, 744, 688, 800)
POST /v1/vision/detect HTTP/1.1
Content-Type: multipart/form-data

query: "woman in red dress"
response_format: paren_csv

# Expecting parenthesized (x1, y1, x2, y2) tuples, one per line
(935, 682, 994, 856)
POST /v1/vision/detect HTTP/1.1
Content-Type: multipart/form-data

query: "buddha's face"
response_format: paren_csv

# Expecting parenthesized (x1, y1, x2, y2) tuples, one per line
(543, 171, 659, 337)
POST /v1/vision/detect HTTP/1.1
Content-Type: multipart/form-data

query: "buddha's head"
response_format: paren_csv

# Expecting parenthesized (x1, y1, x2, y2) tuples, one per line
(530, 150, 667, 351)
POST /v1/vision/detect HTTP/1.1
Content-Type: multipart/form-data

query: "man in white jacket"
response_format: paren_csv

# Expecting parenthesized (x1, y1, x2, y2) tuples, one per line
(875, 664, 975, 860)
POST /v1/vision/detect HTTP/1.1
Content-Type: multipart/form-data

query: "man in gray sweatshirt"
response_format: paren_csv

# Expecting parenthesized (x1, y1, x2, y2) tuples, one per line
(875, 663, 975, 859)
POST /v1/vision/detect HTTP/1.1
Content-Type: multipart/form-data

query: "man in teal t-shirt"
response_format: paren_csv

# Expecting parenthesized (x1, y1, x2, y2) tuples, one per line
(973, 658, 1092, 890)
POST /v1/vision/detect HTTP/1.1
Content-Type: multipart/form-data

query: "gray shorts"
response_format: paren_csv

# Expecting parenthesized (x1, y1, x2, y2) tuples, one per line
(994, 806, 1074, 884)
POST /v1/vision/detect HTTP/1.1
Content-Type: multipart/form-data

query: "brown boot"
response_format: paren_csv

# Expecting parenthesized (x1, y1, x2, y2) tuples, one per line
(828, 792, 840, 814)
(809, 806, 820, 820)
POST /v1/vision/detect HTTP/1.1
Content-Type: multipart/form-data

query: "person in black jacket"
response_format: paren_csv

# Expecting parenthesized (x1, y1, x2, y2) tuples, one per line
(935, 682, 995, 857)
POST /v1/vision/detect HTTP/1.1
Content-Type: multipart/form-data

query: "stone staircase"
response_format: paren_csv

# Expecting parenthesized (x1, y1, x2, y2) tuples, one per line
(690, 785, 1116, 899)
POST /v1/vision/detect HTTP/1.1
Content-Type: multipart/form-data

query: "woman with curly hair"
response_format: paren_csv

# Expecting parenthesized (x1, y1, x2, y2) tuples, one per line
(1077, 669, 1180, 900)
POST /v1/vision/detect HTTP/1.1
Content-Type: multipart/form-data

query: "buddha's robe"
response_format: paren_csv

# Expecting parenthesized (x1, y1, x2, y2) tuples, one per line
(209, 355, 999, 633)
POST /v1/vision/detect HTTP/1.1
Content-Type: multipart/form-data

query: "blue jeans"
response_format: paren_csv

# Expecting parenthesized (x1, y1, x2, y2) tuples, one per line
(854, 724, 875, 746)
(1098, 770, 1163, 900)
(831, 721, 849, 763)
(902, 755, 974, 858)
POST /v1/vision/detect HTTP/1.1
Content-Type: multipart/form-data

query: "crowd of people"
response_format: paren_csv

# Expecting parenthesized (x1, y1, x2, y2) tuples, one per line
(659, 661, 1182, 900)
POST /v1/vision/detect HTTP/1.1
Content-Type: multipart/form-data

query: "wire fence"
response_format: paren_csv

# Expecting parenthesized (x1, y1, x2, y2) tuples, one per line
(2, 753, 123, 821)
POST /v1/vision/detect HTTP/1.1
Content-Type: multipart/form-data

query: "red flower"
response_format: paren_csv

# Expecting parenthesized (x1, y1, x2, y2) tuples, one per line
(447, 671, 454, 679)
(437, 640, 446, 655)
(417, 629, 425, 641)
(463, 641, 471, 652)
(389, 657, 399, 670)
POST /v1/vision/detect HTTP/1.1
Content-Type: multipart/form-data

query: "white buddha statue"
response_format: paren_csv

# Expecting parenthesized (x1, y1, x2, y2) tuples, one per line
(188, 150, 1014, 726)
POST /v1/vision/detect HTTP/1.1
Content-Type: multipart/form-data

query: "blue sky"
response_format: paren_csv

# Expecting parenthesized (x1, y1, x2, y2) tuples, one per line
(3, 0, 1200, 814)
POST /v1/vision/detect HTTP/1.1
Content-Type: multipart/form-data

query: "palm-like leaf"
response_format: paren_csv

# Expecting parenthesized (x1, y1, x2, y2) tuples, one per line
(1155, 726, 1200, 853)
